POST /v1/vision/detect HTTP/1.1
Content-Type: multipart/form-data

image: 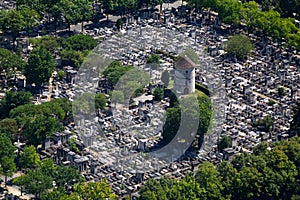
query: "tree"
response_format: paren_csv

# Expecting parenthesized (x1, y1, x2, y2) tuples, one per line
(57, 70, 66, 81)
(225, 35, 253, 60)
(19, 145, 40, 169)
(25, 46, 55, 87)
(53, 165, 81, 187)
(95, 93, 107, 110)
(0, 48, 26, 81)
(103, 61, 134, 86)
(1, 156, 17, 185)
(9, 101, 66, 146)
(162, 92, 211, 145)
(14, 168, 53, 198)
(100, 0, 117, 21)
(0, 91, 32, 119)
(55, 0, 80, 32)
(253, 142, 268, 156)
(162, 106, 181, 144)
(196, 162, 224, 200)
(111, 90, 125, 106)
(74, 0, 94, 32)
(240, 1, 260, 31)
(0, 118, 18, 140)
(117, 0, 138, 15)
(116, 18, 123, 30)
(63, 34, 97, 51)
(74, 181, 118, 200)
(30, 36, 62, 53)
(0, 9, 25, 44)
(17, 5, 40, 35)
(153, 87, 164, 101)
(218, 135, 231, 152)
(67, 138, 79, 153)
(217, 161, 238, 198)
(0, 133, 16, 184)
(278, 86, 286, 96)
(147, 54, 160, 64)
(122, 81, 143, 100)
(60, 49, 88, 69)
(253, 115, 274, 132)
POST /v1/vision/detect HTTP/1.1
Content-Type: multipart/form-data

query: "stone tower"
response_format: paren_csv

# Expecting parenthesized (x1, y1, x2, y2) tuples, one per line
(174, 55, 196, 95)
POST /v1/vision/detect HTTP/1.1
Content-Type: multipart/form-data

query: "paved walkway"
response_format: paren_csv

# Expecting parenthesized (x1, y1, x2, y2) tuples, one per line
(0, 173, 33, 199)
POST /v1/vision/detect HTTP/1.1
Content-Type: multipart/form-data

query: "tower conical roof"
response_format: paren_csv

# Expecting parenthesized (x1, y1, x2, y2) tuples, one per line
(175, 55, 196, 69)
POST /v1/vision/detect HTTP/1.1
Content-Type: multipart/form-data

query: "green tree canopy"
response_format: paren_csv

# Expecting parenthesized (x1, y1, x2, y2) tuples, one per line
(25, 46, 55, 87)
(0, 91, 32, 119)
(19, 145, 40, 169)
(9, 100, 68, 146)
(0, 133, 16, 183)
(95, 93, 107, 110)
(147, 54, 160, 64)
(103, 61, 134, 86)
(224, 35, 254, 60)
(63, 34, 97, 51)
(153, 87, 164, 101)
(218, 135, 231, 152)
(0, 118, 19, 140)
(0, 48, 26, 78)
(74, 181, 118, 200)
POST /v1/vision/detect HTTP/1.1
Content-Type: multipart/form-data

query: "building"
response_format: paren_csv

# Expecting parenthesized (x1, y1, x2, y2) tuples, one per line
(174, 55, 196, 95)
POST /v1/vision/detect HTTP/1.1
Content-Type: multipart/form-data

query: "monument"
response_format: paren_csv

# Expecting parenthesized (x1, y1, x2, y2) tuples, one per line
(174, 55, 196, 95)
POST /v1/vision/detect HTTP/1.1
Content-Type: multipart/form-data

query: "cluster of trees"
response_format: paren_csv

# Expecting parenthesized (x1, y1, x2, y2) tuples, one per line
(0, 133, 17, 184)
(103, 61, 150, 103)
(30, 34, 97, 70)
(15, 0, 94, 32)
(60, 34, 97, 69)
(0, 91, 71, 146)
(6, 0, 164, 36)
(101, 0, 163, 16)
(187, 0, 300, 49)
(0, 34, 96, 89)
(162, 91, 212, 145)
(103, 61, 134, 86)
(249, 0, 300, 19)
(0, 5, 40, 41)
(0, 48, 26, 81)
(14, 157, 82, 198)
(0, 126, 115, 199)
(25, 46, 56, 87)
(41, 180, 117, 200)
(139, 136, 300, 200)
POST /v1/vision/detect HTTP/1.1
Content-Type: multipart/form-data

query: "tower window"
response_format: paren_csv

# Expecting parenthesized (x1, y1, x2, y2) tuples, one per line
(186, 70, 188, 73)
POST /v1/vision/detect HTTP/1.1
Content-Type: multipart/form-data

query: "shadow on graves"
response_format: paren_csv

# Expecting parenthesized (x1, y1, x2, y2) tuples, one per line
(96, 19, 116, 28)
(57, 30, 76, 37)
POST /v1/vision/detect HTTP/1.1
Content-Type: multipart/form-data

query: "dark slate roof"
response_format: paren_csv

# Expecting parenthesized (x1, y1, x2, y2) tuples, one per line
(175, 55, 196, 69)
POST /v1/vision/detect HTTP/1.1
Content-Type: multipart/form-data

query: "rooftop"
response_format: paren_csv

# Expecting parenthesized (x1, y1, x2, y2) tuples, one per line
(175, 55, 196, 69)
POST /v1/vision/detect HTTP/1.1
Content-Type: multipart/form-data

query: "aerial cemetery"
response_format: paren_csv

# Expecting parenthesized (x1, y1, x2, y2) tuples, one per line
(0, 0, 300, 199)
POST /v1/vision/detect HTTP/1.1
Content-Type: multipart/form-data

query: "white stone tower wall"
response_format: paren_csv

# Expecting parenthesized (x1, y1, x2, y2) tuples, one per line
(174, 68, 195, 94)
